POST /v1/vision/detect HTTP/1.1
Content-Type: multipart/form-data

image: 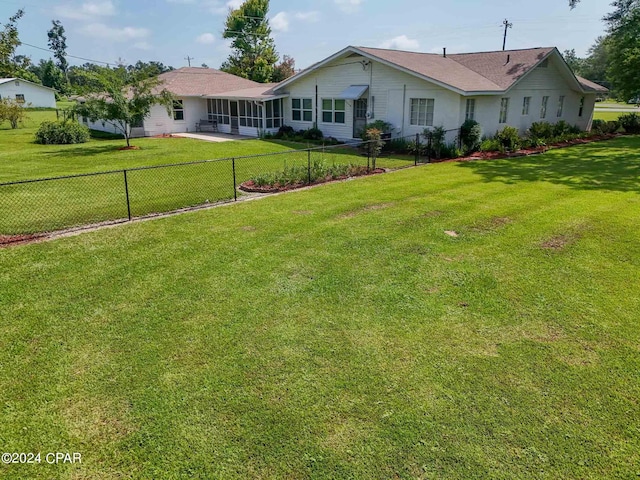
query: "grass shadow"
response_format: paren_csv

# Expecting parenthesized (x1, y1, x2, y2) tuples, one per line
(40, 144, 127, 158)
(456, 136, 640, 193)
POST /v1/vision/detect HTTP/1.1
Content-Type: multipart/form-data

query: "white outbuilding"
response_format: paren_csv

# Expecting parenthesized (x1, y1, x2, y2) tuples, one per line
(0, 78, 56, 108)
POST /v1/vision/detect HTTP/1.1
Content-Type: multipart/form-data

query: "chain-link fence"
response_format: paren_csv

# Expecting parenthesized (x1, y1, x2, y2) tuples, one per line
(1, 139, 423, 241)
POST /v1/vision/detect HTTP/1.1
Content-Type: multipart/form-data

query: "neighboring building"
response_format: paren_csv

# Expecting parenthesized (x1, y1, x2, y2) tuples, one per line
(0, 78, 56, 108)
(85, 46, 607, 141)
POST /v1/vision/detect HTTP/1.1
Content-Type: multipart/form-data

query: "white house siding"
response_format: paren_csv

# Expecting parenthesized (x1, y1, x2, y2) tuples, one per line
(143, 97, 207, 136)
(466, 57, 595, 136)
(0, 79, 56, 108)
(280, 56, 462, 141)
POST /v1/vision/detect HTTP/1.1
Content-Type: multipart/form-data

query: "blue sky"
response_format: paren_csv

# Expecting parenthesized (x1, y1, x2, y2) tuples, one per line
(3, 0, 612, 71)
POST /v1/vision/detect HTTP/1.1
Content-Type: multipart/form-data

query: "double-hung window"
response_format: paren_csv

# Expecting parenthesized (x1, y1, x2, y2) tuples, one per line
(522, 96, 531, 115)
(557, 95, 565, 117)
(465, 98, 475, 121)
(410, 98, 434, 126)
(578, 96, 585, 117)
(292, 98, 312, 122)
(499, 98, 509, 124)
(15, 94, 25, 104)
(540, 96, 549, 119)
(322, 99, 345, 123)
(173, 100, 184, 121)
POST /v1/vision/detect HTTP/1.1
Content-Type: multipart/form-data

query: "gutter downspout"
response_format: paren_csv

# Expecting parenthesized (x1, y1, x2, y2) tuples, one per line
(401, 84, 406, 137)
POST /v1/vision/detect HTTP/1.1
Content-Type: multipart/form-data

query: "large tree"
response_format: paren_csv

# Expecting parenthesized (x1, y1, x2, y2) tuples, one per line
(0, 9, 37, 81)
(47, 20, 68, 77)
(74, 68, 174, 147)
(220, 0, 278, 82)
(272, 54, 295, 82)
(604, 0, 640, 101)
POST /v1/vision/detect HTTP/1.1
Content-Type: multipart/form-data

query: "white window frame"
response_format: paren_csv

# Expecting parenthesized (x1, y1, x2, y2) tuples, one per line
(540, 96, 549, 119)
(321, 98, 345, 124)
(173, 100, 185, 121)
(15, 94, 25, 104)
(465, 98, 475, 121)
(238, 100, 263, 128)
(292, 98, 312, 122)
(522, 96, 531, 116)
(410, 98, 435, 126)
(265, 98, 283, 129)
(557, 95, 565, 117)
(499, 98, 509, 124)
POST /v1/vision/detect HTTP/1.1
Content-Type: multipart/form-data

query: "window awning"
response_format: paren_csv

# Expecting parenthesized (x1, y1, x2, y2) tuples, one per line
(338, 85, 369, 100)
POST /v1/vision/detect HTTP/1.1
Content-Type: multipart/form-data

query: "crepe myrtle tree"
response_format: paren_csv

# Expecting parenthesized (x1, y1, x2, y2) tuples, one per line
(74, 67, 174, 147)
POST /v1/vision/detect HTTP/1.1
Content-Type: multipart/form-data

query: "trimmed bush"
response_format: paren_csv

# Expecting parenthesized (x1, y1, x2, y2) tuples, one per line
(302, 127, 323, 140)
(619, 112, 640, 134)
(480, 137, 502, 152)
(528, 121, 554, 141)
(35, 121, 90, 145)
(275, 125, 295, 138)
(459, 119, 482, 153)
(495, 126, 521, 151)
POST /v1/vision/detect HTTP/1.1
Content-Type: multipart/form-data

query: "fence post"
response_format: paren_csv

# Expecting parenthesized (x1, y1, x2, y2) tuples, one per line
(232, 158, 237, 201)
(123, 169, 132, 221)
(427, 135, 432, 163)
(307, 149, 311, 185)
(367, 147, 370, 172)
(415, 133, 420, 165)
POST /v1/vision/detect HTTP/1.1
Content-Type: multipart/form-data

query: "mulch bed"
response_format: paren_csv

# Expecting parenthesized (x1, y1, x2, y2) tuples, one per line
(239, 168, 386, 193)
(428, 133, 620, 164)
(0, 233, 45, 247)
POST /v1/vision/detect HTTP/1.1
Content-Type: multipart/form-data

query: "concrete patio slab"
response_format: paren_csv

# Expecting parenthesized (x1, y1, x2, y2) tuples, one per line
(173, 132, 253, 142)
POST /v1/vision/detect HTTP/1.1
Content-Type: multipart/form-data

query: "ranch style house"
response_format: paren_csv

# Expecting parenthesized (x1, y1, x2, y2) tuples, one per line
(84, 45, 607, 141)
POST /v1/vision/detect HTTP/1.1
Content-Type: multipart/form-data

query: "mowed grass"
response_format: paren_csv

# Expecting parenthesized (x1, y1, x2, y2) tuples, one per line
(0, 109, 411, 234)
(1, 136, 639, 479)
(592, 110, 631, 122)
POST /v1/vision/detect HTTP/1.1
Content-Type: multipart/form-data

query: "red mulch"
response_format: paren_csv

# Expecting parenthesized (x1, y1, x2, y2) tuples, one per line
(429, 133, 620, 164)
(0, 233, 45, 247)
(240, 168, 386, 193)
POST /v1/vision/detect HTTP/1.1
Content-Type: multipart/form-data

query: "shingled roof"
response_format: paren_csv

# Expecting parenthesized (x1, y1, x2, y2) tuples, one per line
(276, 46, 607, 95)
(154, 67, 261, 96)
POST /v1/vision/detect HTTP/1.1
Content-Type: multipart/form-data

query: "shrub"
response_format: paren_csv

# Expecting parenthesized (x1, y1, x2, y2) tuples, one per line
(480, 138, 502, 153)
(528, 121, 554, 141)
(423, 126, 447, 159)
(552, 120, 575, 137)
(605, 120, 621, 134)
(302, 127, 323, 140)
(363, 128, 385, 168)
(249, 160, 368, 188)
(440, 142, 463, 159)
(591, 119, 606, 135)
(0, 98, 29, 129)
(35, 121, 90, 145)
(618, 112, 640, 134)
(459, 119, 482, 153)
(275, 125, 295, 138)
(495, 125, 521, 151)
(387, 137, 410, 153)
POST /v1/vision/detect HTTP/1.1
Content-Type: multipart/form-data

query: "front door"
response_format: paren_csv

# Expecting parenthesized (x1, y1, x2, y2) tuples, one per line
(353, 98, 368, 138)
(230, 101, 239, 134)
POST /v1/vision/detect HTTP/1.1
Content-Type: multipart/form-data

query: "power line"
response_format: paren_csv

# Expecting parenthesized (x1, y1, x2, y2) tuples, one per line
(20, 42, 114, 66)
(184, 55, 195, 67)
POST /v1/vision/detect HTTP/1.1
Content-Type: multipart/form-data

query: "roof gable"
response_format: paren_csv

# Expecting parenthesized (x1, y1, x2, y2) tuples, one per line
(275, 45, 597, 96)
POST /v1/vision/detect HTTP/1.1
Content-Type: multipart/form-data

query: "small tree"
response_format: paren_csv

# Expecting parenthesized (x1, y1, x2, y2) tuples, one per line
(364, 128, 385, 169)
(0, 98, 29, 129)
(74, 68, 174, 147)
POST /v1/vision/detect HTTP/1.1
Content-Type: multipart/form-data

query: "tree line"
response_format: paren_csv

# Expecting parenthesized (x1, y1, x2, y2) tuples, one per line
(0, 0, 295, 97)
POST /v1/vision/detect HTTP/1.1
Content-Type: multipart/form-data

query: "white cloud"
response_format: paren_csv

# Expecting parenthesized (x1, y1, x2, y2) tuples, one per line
(54, 1, 116, 20)
(379, 35, 420, 51)
(271, 12, 289, 32)
(226, 0, 243, 8)
(133, 41, 152, 50)
(196, 33, 216, 44)
(295, 11, 320, 22)
(334, 0, 364, 13)
(79, 23, 150, 41)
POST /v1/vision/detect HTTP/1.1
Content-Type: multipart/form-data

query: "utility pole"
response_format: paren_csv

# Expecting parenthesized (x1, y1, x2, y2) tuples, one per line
(184, 55, 194, 67)
(502, 19, 512, 51)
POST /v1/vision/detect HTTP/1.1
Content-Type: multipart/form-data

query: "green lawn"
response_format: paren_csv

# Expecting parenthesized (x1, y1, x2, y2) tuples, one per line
(0, 109, 411, 235)
(592, 110, 634, 122)
(1, 136, 639, 479)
